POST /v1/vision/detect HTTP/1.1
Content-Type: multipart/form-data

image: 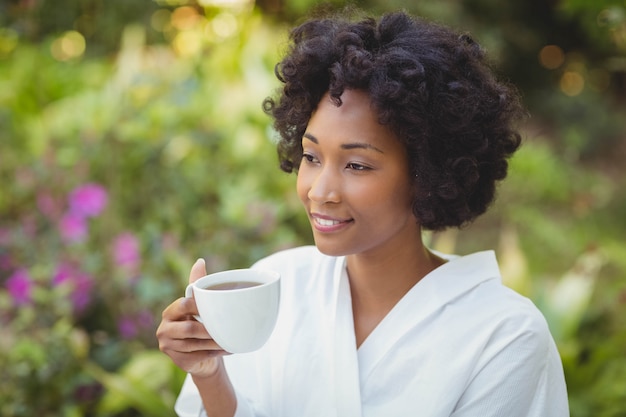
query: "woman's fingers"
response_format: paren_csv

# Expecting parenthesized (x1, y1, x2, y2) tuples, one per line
(163, 349, 227, 375)
(158, 315, 207, 339)
(162, 296, 199, 321)
(189, 258, 207, 284)
(155, 260, 229, 377)
(160, 335, 224, 353)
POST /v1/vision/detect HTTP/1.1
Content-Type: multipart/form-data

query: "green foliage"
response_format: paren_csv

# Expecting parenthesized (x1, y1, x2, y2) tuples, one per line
(0, 6, 309, 416)
(502, 140, 614, 267)
(85, 351, 185, 416)
(558, 0, 626, 54)
(0, 0, 164, 55)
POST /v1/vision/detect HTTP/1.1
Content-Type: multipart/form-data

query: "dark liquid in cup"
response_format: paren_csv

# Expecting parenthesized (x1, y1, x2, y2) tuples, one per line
(205, 281, 262, 291)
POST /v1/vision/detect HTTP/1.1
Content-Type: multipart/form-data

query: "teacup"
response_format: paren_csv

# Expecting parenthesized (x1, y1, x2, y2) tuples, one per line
(185, 268, 280, 354)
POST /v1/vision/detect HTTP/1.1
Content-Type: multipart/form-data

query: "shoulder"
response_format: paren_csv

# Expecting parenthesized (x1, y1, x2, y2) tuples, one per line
(450, 284, 568, 416)
(481, 278, 549, 332)
(461, 277, 555, 365)
(435, 251, 554, 352)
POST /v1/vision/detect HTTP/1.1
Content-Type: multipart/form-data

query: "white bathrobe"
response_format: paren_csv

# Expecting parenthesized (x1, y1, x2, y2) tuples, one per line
(175, 246, 569, 417)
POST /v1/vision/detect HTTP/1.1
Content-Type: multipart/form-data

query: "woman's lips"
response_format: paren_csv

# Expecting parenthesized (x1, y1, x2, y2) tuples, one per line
(311, 213, 353, 232)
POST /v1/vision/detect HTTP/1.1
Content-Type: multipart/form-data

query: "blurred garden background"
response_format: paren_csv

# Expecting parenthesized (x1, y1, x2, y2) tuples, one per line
(0, 0, 625, 415)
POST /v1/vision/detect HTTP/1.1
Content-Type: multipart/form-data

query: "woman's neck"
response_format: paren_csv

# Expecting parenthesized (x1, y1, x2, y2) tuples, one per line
(346, 237, 446, 347)
(346, 237, 444, 297)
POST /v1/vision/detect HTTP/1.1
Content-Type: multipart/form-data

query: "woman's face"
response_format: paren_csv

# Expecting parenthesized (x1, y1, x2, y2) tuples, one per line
(297, 89, 419, 257)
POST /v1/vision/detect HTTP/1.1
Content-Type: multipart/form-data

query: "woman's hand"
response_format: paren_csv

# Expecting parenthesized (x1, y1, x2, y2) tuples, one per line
(157, 258, 228, 378)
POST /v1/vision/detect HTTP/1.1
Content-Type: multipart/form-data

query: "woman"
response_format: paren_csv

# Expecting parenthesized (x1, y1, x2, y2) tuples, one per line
(157, 10, 569, 417)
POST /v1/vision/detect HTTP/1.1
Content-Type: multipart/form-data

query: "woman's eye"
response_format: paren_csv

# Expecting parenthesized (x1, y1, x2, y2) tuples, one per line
(302, 153, 317, 163)
(346, 162, 370, 171)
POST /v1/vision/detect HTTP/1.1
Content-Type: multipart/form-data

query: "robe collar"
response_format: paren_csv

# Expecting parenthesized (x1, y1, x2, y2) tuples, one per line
(332, 250, 501, 392)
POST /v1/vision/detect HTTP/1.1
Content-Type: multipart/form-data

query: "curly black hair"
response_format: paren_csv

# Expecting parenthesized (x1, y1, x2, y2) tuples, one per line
(263, 10, 524, 231)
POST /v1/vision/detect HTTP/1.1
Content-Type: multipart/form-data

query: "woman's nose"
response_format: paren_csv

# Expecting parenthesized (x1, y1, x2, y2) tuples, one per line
(307, 167, 340, 204)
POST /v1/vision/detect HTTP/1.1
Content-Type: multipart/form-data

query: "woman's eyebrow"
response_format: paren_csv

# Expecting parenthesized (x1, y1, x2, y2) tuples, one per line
(303, 133, 318, 143)
(341, 142, 384, 153)
(303, 132, 384, 153)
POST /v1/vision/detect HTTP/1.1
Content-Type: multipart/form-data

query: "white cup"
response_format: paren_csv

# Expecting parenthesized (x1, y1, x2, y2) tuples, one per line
(185, 268, 280, 354)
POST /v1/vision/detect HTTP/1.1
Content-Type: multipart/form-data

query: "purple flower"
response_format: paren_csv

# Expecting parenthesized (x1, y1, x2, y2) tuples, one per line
(59, 213, 88, 243)
(118, 317, 137, 339)
(37, 191, 61, 219)
(69, 183, 108, 218)
(73, 383, 103, 403)
(6, 269, 32, 305)
(71, 273, 93, 312)
(112, 233, 141, 271)
(137, 309, 154, 329)
(22, 215, 37, 238)
(0, 254, 13, 271)
(53, 263, 94, 312)
(0, 228, 10, 245)
(53, 263, 74, 286)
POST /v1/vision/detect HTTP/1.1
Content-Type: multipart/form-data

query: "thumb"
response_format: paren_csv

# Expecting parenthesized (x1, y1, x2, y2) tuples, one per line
(189, 258, 207, 284)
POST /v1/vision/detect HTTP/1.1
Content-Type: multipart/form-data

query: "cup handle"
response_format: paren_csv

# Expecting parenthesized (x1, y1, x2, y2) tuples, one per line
(184, 284, 203, 322)
(184, 283, 194, 298)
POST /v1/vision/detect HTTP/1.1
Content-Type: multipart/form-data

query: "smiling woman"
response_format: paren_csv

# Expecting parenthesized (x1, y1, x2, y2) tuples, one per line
(297, 89, 417, 260)
(157, 9, 569, 417)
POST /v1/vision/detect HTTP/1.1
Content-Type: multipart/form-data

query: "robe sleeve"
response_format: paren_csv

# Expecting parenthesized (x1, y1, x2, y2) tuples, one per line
(450, 310, 569, 417)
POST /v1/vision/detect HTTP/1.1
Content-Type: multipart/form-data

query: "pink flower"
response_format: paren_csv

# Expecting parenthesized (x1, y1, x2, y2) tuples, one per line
(69, 183, 108, 218)
(37, 191, 61, 219)
(0, 254, 13, 271)
(53, 263, 94, 312)
(71, 273, 93, 312)
(118, 317, 137, 339)
(6, 269, 32, 305)
(137, 309, 154, 329)
(112, 233, 141, 271)
(22, 215, 37, 238)
(0, 228, 10, 245)
(52, 263, 74, 286)
(59, 213, 88, 243)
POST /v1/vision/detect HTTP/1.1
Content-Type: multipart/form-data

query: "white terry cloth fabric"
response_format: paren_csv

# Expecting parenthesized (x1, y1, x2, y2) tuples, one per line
(174, 246, 569, 417)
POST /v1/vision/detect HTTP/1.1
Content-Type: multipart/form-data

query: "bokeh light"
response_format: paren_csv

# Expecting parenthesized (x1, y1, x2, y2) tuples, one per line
(560, 71, 585, 96)
(588, 68, 611, 92)
(171, 6, 202, 31)
(0, 28, 19, 57)
(597, 7, 626, 50)
(198, 0, 253, 8)
(539, 44, 565, 69)
(173, 30, 203, 56)
(50, 30, 86, 61)
(210, 12, 239, 39)
(153, 0, 189, 5)
(150, 9, 172, 32)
